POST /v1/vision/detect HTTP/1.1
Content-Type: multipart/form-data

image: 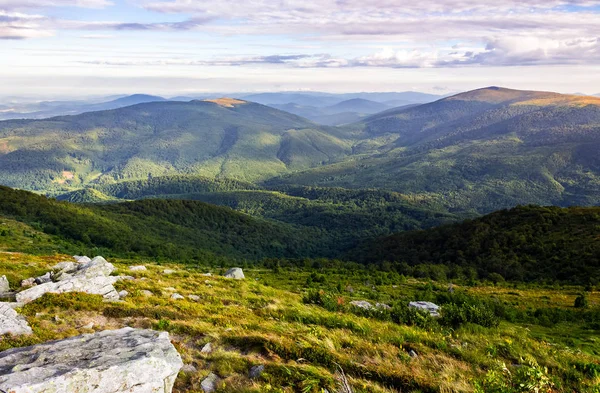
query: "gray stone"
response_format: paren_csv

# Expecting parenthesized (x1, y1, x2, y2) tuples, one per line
(0, 275, 9, 293)
(140, 290, 154, 297)
(163, 269, 176, 275)
(118, 290, 129, 299)
(81, 322, 94, 330)
(170, 293, 185, 300)
(20, 278, 36, 288)
(34, 272, 53, 285)
(69, 256, 115, 280)
(129, 265, 147, 271)
(74, 255, 92, 263)
(224, 267, 245, 279)
(200, 342, 212, 354)
(16, 275, 120, 304)
(52, 261, 78, 274)
(0, 327, 183, 393)
(409, 350, 418, 358)
(376, 303, 391, 310)
(249, 364, 265, 379)
(202, 273, 212, 277)
(181, 364, 197, 374)
(0, 303, 32, 336)
(350, 300, 373, 310)
(409, 301, 441, 317)
(188, 294, 200, 301)
(201, 372, 221, 393)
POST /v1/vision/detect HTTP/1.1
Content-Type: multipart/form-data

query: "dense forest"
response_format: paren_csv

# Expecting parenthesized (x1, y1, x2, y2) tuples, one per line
(353, 205, 600, 284)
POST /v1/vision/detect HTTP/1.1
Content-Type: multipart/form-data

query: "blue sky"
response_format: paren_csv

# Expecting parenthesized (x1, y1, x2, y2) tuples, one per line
(1, 0, 600, 98)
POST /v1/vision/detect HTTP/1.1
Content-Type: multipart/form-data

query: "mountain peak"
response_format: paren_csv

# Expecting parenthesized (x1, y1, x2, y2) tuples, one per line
(203, 98, 248, 107)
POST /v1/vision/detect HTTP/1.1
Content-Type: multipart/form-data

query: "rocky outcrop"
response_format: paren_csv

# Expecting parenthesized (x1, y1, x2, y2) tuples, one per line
(0, 303, 32, 336)
(224, 268, 245, 279)
(15, 256, 121, 304)
(0, 327, 183, 393)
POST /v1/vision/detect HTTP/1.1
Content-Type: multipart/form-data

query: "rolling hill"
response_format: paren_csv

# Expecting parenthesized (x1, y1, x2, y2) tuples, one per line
(269, 87, 600, 213)
(0, 99, 354, 191)
(352, 205, 600, 284)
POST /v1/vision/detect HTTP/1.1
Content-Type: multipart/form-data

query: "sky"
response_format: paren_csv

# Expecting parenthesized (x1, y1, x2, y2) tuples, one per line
(1, 0, 600, 98)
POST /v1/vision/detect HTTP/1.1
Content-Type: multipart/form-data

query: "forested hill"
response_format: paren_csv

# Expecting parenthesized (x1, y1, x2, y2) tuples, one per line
(352, 205, 600, 284)
(0, 185, 326, 261)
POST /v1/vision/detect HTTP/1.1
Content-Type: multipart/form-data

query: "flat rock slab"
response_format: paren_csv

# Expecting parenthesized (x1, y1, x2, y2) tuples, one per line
(0, 327, 183, 393)
(0, 303, 32, 336)
(224, 267, 245, 279)
(15, 275, 120, 304)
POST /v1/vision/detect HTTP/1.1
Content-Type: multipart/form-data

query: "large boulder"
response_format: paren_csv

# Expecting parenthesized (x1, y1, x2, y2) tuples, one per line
(350, 300, 373, 310)
(0, 303, 32, 336)
(224, 268, 245, 279)
(0, 275, 9, 293)
(15, 275, 120, 304)
(0, 327, 183, 393)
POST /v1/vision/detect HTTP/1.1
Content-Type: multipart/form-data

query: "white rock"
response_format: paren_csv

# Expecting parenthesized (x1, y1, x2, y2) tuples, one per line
(20, 278, 36, 288)
(350, 300, 373, 310)
(200, 342, 212, 354)
(129, 265, 147, 271)
(0, 303, 32, 336)
(15, 275, 120, 304)
(188, 294, 200, 301)
(201, 372, 221, 393)
(119, 290, 129, 299)
(409, 301, 441, 317)
(69, 256, 115, 280)
(224, 268, 245, 279)
(163, 269, 176, 275)
(52, 261, 78, 274)
(170, 293, 185, 300)
(0, 276, 9, 293)
(81, 322, 94, 330)
(0, 327, 183, 393)
(202, 273, 212, 277)
(74, 255, 92, 263)
(140, 290, 154, 297)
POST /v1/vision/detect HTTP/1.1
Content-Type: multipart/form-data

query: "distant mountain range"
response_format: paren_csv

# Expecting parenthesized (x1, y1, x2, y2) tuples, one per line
(1, 86, 600, 214)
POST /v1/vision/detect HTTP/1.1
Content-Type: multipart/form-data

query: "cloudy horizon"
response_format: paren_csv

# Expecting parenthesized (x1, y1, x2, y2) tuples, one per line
(2, 0, 600, 98)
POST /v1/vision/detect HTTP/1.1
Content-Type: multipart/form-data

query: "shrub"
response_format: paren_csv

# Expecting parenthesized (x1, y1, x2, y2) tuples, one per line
(440, 302, 499, 328)
(574, 293, 589, 309)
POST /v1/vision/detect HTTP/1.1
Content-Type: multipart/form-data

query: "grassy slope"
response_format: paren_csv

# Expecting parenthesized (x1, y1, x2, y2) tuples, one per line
(353, 205, 600, 284)
(1, 252, 599, 393)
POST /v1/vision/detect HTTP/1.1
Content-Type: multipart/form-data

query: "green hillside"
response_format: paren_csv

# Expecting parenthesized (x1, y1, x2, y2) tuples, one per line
(353, 205, 600, 284)
(0, 99, 353, 191)
(269, 87, 600, 213)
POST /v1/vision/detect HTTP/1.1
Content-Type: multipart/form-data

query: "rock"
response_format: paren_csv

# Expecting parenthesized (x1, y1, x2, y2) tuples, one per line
(117, 275, 135, 281)
(140, 290, 154, 297)
(0, 275, 9, 293)
(69, 256, 115, 280)
(376, 303, 392, 310)
(129, 265, 147, 271)
(0, 303, 32, 336)
(163, 269, 176, 275)
(81, 322, 94, 330)
(249, 364, 265, 379)
(118, 290, 129, 299)
(224, 267, 245, 279)
(16, 275, 120, 304)
(171, 293, 185, 300)
(181, 364, 197, 373)
(202, 273, 212, 277)
(188, 294, 200, 301)
(52, 261, 77, 274)
(201, 372, 221, 393)
(0, 327, 183, 393)
(34, 272, 53, 285)
(409, 301, 441, 317)
(409, 350, 418, 358)
(20, 277, 36, 288)
(74, 255, 92, 263)
(164, 287, 176, 291)
(350, 300, 374, 310)
(200, 342, 212, 354)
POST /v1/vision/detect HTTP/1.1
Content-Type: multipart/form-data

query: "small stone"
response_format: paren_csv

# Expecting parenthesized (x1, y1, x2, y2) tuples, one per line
(75, 255, 92, 263)
(249, 364, 265, 379)
(181, 364, 197, 373)
(53, 315, 61, 323)
(202, 273, 212, 277)
(350, 300, 373, 310)
(118, 290, 129, 299)
(409, 350, 418, 358)
(21, 278, 36, 288)
(171, 293, 185, 300)
(117, 276, 135, 281)
(129, 265, 147, 271)
(140, 290, 154, 297)
(34, 272, 53, 285)
(163, 269, 176, 275)
(201, 372, 220, 393)
(409, 301, 441, 317)
(164, 287, 176, 291)
(188, 295, 200, 301)
(0, 275, 10, 293)
(81, 322, 94, 330)
(224, 268, 244, 279)
(200, 343, 212, 354)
